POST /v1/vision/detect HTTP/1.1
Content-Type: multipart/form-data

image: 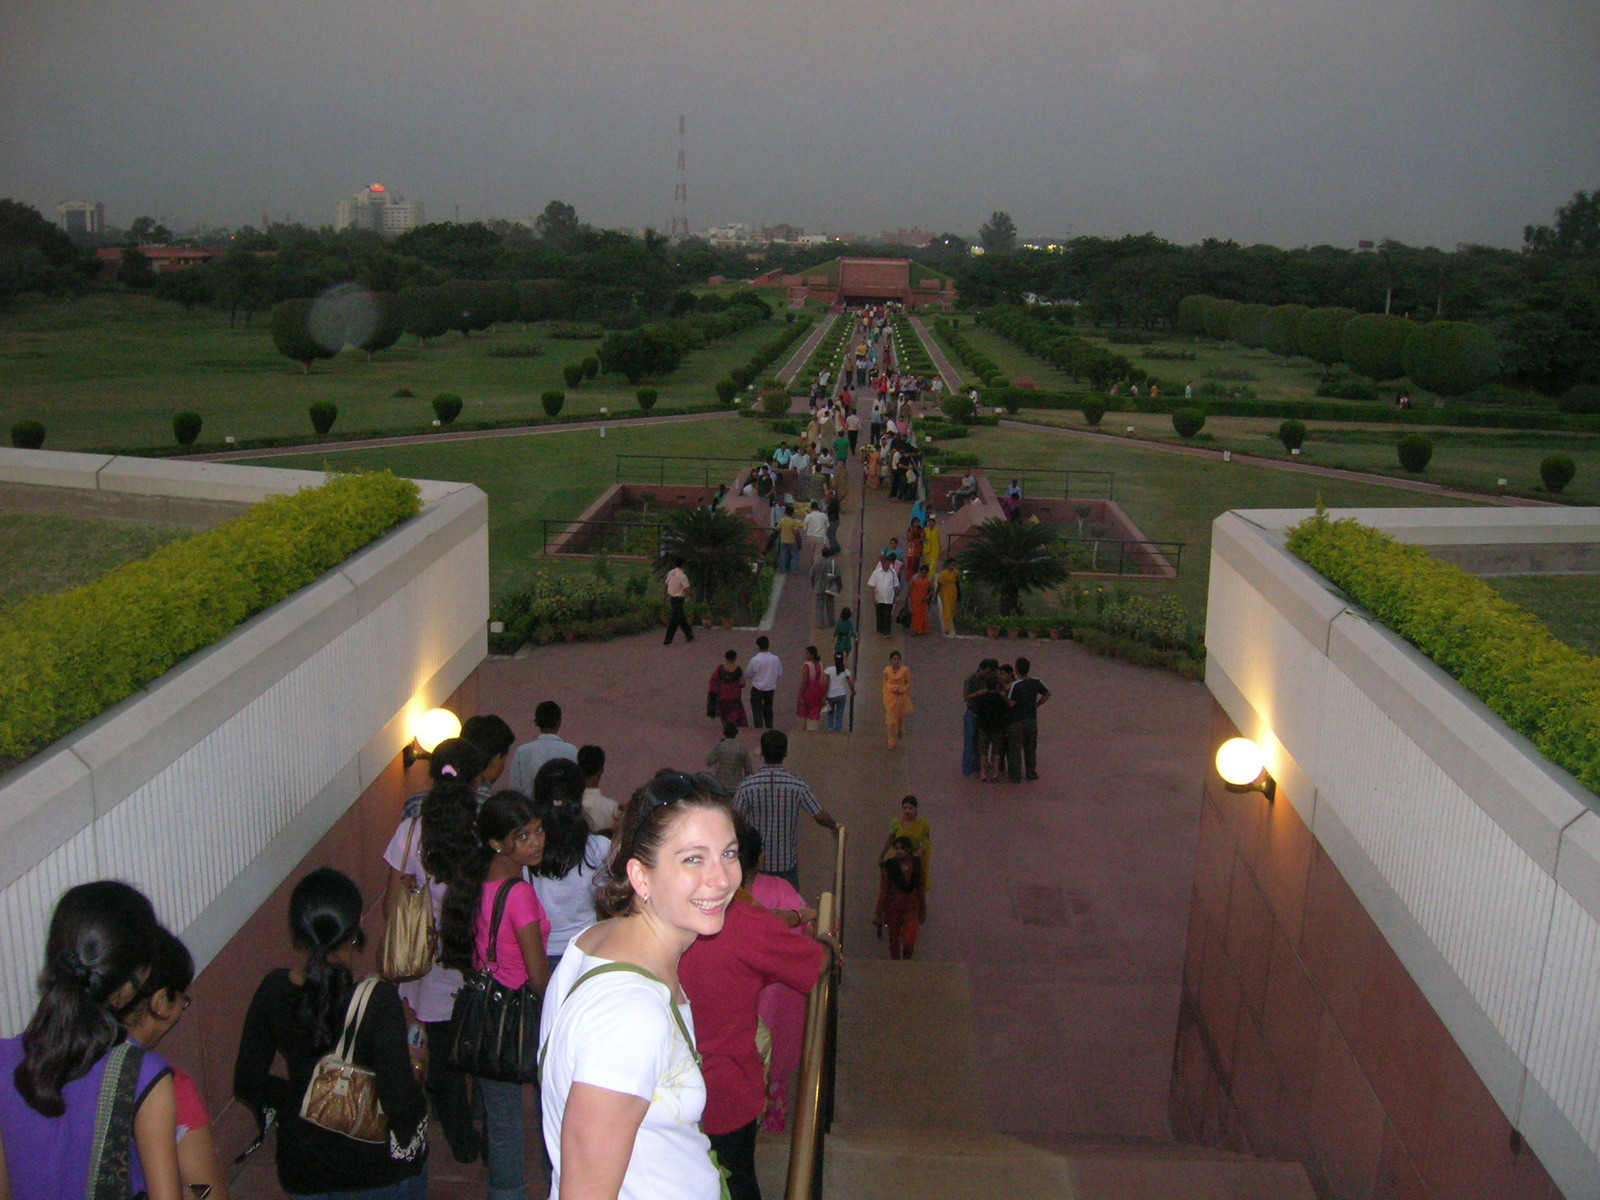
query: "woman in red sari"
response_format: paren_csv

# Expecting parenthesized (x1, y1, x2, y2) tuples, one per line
(710, 649, 748, 727)
(908, 565, 933, 635)
(904, 518, 924, 578)
(796, 644, 829, 731)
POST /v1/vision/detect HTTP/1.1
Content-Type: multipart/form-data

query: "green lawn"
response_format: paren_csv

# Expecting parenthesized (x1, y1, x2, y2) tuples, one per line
(0, 509, 195, 611)
(0, 294, 789, 452)
(1486, 576, 1600, 656)
(240, 419, 773, 592)
(948, 423, 1487, 618)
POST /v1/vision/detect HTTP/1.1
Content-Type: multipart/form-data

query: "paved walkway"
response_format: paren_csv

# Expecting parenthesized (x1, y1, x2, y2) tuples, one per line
(907, 313, 966, 395)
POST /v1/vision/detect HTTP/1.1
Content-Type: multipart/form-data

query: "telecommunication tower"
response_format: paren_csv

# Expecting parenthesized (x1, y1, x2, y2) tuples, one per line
(670, 115, 690, 239)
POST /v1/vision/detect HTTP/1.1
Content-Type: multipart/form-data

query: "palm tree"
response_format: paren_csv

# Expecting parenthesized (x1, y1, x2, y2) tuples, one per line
(954, 518, 1068, 615)
(655, 507, 760, 608)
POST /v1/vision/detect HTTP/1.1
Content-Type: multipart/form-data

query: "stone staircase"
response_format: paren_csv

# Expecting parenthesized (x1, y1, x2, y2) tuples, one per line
(825, 960, 1314, 1200)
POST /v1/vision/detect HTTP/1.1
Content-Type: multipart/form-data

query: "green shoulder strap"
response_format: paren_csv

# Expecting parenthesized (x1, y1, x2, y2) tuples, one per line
(536, 961, 701, 1084)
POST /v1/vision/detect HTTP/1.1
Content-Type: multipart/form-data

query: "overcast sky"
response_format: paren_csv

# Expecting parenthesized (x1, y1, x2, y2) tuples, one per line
(3, 0, 1597, 249)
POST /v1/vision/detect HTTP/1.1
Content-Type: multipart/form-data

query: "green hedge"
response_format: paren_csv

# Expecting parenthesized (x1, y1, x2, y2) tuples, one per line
(0, 472, 422, 763)
(1286, 511, 1600, 792)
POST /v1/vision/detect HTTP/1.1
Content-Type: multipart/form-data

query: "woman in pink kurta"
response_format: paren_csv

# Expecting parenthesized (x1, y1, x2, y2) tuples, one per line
(751, 871, 814, 1131)
(796, 645, 829, 730)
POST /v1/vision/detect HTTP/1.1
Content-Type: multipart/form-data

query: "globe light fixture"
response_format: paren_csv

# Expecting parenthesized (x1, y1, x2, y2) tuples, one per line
(1216, 736, 1275, 801)
(406, 706, 461, 768)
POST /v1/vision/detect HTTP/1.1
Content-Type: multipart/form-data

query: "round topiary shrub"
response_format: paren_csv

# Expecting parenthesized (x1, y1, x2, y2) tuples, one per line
(308, 401, 338, 435)
(941, 394, 977, 425)
(730, 366, 755, 390)
(636, 387, 658, 413)
(988, 375, 1011, 391)
(1278, 419, 1307, 452)
(1341, 314, 1415, 381)
(432, 393, 464, 425)
(1081, 401, 1107, 427)
(172, 412, 203, 447)
(1296, 307, 1358, 366)
(581, 356, 599, 380)
(562, 363, 585, 388)
(1540, 454, 1576, 494)
(541, 390, 566, 417)
(715, 378, 738, 405)
(1171, 408, 1206, 438)
(1397, 434, 1433, 472)
(1402, 321, 1500, 397)
(11, 419, 45, 449)
(1558, 385, 1600, 415)
(760, 389, 791, 417)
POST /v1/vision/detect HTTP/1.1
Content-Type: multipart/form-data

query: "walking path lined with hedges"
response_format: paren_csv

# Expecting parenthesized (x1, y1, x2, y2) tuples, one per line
(908, 313, 968, 394)
(775, 311, 839, 385)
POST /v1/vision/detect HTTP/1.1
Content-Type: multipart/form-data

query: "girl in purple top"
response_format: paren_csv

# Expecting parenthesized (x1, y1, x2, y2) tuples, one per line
(441, 790, 551, 1200)
(0, 880, 181, 1200)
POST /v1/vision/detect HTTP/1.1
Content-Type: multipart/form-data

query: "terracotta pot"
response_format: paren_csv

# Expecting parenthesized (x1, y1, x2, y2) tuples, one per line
(986, 627, 1000, 639)
(722, 617, 734, 630)
(1049, 628, 1063, 640)
(1016, 628, 1030, 639)
(563, 630, 577, 642)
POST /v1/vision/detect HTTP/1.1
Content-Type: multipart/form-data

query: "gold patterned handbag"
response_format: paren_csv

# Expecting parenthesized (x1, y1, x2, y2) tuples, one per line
(378, 819, 437, 983)
(301, 976, 389, 1144)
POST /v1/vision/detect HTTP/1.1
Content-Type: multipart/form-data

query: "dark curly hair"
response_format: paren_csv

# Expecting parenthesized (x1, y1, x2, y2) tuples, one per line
(439, 790, 539, 972)
(529, 758, 590, 879)
(595, 771, 731, 918)
(419, 778, 481, 884)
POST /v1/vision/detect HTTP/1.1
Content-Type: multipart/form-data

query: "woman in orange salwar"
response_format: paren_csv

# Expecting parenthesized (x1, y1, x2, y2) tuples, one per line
(881, 650, 913, 749)
(908, 565, 933, 635)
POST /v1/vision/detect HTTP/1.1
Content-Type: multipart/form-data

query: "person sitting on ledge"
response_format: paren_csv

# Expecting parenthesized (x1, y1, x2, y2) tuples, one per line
(949, 471, 979, 512)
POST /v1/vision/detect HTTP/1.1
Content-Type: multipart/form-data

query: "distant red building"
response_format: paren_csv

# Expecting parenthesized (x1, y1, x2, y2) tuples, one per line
(753, 256, 956, 309)
(96, 246, 220, 278)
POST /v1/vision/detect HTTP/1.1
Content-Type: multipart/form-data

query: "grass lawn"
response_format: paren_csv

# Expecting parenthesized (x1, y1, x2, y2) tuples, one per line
(239, 419, 773, 593)
(0, 509, 194, 611)
(0, 293, 793, 452)
(1485, 576, 1600, 656)
(1015, 411, 1600, 505)
(948, 423, 1487, 618)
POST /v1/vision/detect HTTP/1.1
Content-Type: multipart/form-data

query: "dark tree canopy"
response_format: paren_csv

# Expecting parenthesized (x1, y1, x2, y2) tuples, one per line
(1524, 189, 1600, 258)
(979, 211, 1018, 254)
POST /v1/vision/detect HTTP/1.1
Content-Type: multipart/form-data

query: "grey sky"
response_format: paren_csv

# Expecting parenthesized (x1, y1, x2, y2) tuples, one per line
(3, 0, 1597, 248)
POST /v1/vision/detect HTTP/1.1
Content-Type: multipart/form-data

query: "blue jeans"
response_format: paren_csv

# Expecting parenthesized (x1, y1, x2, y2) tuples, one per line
(962, 708, 980, 776)
(479, 1075, 530, 1200)
(290, 1173, 427, 1200)
(827, 694, 847, 732)
(780, 542, 799, 573)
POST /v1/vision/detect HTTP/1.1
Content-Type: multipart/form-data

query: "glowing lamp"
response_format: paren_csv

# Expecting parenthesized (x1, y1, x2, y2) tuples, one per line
(1216, 737, 1275, 801)
(414, 707, 461, 754)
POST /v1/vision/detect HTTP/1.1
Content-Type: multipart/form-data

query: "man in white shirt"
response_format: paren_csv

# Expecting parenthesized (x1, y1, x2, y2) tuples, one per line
(867, 555, 899, 636)
(508, 700, 578, 796)
(802, 502, 829, 566)
(577, 744, 620, 833)
(664, 556, 694, 645)
(746, 636, 783, 729)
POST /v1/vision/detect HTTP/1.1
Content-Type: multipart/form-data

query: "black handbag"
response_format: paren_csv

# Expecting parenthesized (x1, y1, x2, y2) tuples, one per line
(447, 879, 542, 1083)
(88, 1040, 148, 1200)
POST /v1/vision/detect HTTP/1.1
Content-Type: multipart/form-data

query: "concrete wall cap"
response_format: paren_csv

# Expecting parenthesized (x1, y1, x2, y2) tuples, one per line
(0, 447, 116, 490)
(96, 456, 328, 503)
(1210, 512, 1347, 653)
(1556, 814, 1600, 925)
(1232, 505, 1600, 545)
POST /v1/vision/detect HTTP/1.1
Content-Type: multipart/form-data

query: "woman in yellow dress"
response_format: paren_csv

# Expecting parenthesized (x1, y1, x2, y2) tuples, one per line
(922, 516, 942, 577)
(882, 650, 914, 749)
(935, 562, 962, 636)
(880, 794, 933, 891)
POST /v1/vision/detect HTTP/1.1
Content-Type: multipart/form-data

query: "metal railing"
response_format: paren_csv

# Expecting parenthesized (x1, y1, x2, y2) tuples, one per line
(941, 531, 1183, 578)
(613, 454, 752, 487)
(973, 466, 1116, 500)
(538, 517, 667, 557)
(786, 825, 847, 1200)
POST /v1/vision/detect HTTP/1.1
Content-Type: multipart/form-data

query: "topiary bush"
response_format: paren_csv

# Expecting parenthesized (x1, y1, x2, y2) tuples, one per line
(541, 389, 566, 417)
(432, 393, 464, 425)
(636, 387, 658, 413)
(172, 412, 203, 447)
(1081, 401, 1107, 426)
(941, 394, 977, 425)
(562, 363, 585, 388)
(1341, 314, 1415, 381)
(760, 389, 791, 417)
(1397, 433, 1433, 472)
(581, 355, 599, 380)
(1402, 321, 1500, 397)
(1297, 307, 1358, 366)
(1262, 304, 1310, 357)
(716, 378, 738, 405)
(1171, 408, 1206, 438)
(1559, 385, 1600, 415)
(308, 401, 338, 435)
(1540, 455, 1576, 494)
(1278, 419, 1307, 452)
(11, 420, 45, 449)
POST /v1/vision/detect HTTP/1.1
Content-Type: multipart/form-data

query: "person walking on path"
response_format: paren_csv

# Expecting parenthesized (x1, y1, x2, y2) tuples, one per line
(733, 730, 839, 889)
(936, 561, 962, 636)
(1006, 656, 1052, 782)
(971, 670, 1012, 783)
(796, 645, 829, 731)
(801, 502, 829, 567)
(825, 492, 842, 554)
(824, 652, 854, 733)
(962, 659, 996, 776)
(747, 636, 782, 730)
(811, 547, 842, 629)
(833, 607, 856, 660)
(706, 721, 754, 795)
(908, 565, 933, 636)
(922, 515, 942, 578)
(664, 556, 695, 645)
(867, 555, 898, 636)
(710, 650, 749, 728)
(508, 699, 578, 797)
(777, 504, 803, 574)
(874, 837, 926, 960)
(880, 795, 933, 891)
(882, 650, 914, 749)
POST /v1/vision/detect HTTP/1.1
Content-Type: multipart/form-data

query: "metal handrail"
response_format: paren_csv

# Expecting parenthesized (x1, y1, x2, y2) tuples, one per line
(785, 826, 847, 1200)
(613, 453, 752, 486)
(969, 465, 1116, 500)
(538, 516, 667, 556)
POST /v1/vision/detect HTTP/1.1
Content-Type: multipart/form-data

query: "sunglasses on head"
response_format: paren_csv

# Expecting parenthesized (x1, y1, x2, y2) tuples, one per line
(639, 770, 728, 819)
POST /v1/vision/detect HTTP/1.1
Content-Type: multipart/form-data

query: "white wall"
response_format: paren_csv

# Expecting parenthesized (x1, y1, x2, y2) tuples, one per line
(0, 453, 488, 1036)
(1206, 507, 1600, 1200)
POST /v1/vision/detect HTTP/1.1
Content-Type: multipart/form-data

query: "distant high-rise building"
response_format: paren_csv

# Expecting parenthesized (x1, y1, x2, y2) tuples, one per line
(56, 200, 105, 238)
(335, 185, 424, 236)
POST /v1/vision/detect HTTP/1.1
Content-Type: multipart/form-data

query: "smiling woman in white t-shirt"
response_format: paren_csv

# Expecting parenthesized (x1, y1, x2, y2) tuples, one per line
(539, 771, 739, 1200)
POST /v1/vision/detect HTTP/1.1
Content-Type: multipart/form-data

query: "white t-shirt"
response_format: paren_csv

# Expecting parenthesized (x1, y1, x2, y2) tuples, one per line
(824, 665, 852, 699)
(540, 941, 719, 1200)
(382, 817, 464, 1022)
(531, 836, 612, 957)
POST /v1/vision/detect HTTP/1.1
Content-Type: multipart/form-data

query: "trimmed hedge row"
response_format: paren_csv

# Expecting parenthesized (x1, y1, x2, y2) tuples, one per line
(722, 315, 813, 398)
(975, 307, 1141, 390)
(0, 472, 422, 763)
(1286, 510, 1600, 792)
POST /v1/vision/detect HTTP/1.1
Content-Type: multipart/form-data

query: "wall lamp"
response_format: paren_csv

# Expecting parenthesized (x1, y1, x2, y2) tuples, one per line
(1216, 737, 1275, 802)
(405, 707, 461, 770)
